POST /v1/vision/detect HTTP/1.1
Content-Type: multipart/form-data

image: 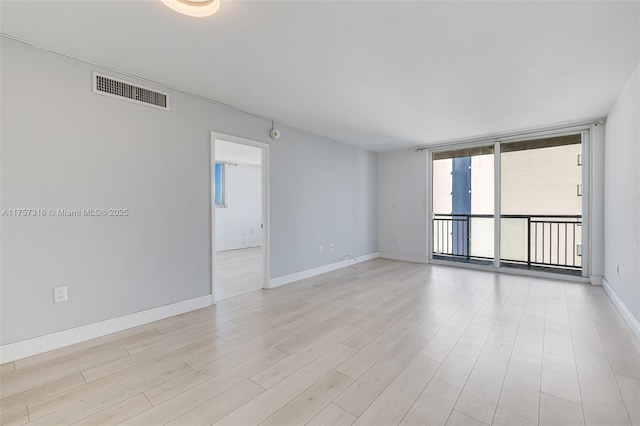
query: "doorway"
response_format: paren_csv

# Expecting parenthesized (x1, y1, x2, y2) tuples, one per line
(211, 133, 269, 302)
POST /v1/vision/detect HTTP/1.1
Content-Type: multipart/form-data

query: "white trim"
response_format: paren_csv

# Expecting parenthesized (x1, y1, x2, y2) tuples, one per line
(581, 130, 591, 278)
(262, 146, 271, 289)
(210, 137, 217, 303)
(494, 142, 501, 268)
(603, 278, 640, 342)
(425, 149, 433, 264)
(589, 123, 606, 285)
(0, 295, 213, 364)
(269, 252, 380, 289)
(379, 252, 429, 264)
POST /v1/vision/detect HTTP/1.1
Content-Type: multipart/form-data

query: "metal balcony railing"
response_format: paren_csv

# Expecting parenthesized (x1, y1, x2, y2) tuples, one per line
(433, 214, 582, 271)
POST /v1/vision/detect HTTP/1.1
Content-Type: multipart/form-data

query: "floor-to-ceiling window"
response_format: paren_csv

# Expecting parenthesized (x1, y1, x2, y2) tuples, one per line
(430, 132, 587, 277)
(500, 135, 582, 274)
(432, 145, 494, 265)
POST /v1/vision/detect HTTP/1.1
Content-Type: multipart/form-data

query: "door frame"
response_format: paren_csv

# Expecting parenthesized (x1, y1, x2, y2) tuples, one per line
(210, 132, 270, 303)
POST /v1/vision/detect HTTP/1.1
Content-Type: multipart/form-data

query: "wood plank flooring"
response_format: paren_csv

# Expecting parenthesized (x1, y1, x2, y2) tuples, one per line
(216, 247, 263, 301)
(1, 258, 639, 426)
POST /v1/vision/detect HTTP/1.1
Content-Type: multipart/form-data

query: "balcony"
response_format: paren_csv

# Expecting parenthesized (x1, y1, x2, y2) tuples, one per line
(433, 213, 582, 275)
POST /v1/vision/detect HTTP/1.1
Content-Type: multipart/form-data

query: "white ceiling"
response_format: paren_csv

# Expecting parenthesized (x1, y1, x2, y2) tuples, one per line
(1, 1, 638, 151)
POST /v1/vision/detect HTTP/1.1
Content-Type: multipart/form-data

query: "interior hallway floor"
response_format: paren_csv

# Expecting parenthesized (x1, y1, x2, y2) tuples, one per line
(1, 258, 639, 426)
(216, 247, 262, 301)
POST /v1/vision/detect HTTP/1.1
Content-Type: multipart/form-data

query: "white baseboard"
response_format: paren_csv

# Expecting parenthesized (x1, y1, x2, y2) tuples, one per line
(603, 278, 640, 342)
(0, 295, 213, 364)
(378, 252, 429, 264)
(269, 252, 380, 289)
(590, 274, 604, 285)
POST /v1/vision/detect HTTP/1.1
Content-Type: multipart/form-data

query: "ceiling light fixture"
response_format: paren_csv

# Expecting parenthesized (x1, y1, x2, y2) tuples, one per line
(161, 0, 219, 17)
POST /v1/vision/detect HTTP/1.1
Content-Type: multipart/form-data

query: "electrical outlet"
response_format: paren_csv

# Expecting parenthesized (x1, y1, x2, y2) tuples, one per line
(330, 243, 335, 251)
(54, 286, 68, 304)
(617, 264, 620, 275)
(319, 245, 324, 254)
(393, 237, 397, 245)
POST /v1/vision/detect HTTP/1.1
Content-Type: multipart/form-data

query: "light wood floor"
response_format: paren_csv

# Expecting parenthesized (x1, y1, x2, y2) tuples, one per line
(216, 247, 262, 301)
(1, 259, 639, 426)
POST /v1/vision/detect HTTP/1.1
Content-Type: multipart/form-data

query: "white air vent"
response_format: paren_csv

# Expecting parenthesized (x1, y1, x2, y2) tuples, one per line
(92, 72, 169, 110)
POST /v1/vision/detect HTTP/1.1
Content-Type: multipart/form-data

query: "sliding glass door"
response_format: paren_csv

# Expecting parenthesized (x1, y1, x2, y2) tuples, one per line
(432, 145, 494, 265)
(430, 132, 587, 277)
(500, 135, 583, 274)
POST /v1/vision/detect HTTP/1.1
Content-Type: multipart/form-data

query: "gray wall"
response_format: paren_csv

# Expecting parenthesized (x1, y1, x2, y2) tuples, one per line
(269, 125, 377, 277)
(0, 38, 377, 345)
(604, 65, 640, 323)
(377, 149, 428, 263)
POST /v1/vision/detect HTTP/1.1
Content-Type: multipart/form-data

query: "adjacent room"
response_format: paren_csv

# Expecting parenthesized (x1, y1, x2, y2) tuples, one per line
(214, 139, 265, 300)
(1, 1, 639, 426)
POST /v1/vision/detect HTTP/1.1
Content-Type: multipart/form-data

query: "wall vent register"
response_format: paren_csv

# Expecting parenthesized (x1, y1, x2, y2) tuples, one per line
(92, 72, 169, 110)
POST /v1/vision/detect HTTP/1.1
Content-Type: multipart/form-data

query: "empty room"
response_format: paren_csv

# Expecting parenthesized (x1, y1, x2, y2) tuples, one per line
(0, 1, 639, 426)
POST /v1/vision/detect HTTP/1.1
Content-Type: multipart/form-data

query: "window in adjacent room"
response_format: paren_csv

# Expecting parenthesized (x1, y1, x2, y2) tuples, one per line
(214, 163, 226, 207)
